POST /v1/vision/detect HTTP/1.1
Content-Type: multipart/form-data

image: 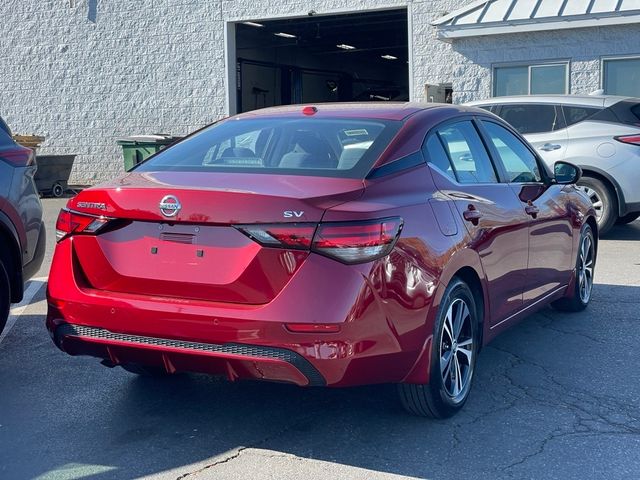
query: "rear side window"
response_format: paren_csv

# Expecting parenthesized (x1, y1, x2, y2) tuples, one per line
(0, 125, 13, 147)
(135, 117, 400, 178)
(498, 104, 561, 134)
(435, 121, 498, 184)
(591, 100, 640, 127)
(0, 117, 11, 137)
(562, 106, 601, 127)
(482, 121, 541, 183)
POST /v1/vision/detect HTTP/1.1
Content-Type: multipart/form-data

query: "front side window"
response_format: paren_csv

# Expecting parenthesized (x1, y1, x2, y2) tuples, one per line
(135, 118, 400, 178)
(498, 104, 561, 134)
(603, 57, 640, 97)
(494, 63, 568, 97)
(482, 121, 541, 183)
(436, 121, 498, 184)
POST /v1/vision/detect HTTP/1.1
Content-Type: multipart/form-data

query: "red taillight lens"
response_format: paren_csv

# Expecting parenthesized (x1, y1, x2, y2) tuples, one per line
(55, 208, 111, 242)
(235, 217, 403, 264)
(235, 224, 316, 249)
(0, 147, 34, 167)
(614, 134, 640, 146)
(312, 218, 403, 264)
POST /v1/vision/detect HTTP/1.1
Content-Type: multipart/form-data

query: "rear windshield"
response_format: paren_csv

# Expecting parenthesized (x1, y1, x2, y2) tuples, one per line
(135, 117, 401, 178)
(591, 99, 640, 126)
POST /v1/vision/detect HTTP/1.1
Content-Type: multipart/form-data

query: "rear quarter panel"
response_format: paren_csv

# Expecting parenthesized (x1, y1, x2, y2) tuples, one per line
(322, 163, 486, 384)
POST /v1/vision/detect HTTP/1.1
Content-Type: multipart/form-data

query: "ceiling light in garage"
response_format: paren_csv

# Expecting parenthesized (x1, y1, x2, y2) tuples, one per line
(337, 44, 356, 50)
(243, 21, 265, 27)
(274, 32, 297, 39)
(381, 54, 398, 60)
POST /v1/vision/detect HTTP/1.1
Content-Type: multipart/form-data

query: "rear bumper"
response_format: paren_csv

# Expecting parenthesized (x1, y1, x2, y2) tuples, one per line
(51, 323, 326, 386)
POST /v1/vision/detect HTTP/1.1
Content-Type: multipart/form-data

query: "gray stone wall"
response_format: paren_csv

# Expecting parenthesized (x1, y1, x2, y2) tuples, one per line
(0, 1, 637, 183)
(450, 24, 640, 103)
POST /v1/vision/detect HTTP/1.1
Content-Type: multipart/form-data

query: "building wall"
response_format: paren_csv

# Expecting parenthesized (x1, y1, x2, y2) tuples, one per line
(449, 24, 640, 103)
(1, 1, 637, 184)
(0, 0, 461, 183)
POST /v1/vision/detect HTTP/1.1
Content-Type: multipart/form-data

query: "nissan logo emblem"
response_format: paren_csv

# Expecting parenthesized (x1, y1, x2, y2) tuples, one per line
(159, 195, 181, 218)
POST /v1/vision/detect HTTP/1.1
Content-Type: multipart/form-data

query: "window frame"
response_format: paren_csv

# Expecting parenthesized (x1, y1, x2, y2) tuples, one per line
(601, 55, 640, 96)
(422, 116, 503, 186)
(422, 114, 552, 186)
(492, 61, 570, 97)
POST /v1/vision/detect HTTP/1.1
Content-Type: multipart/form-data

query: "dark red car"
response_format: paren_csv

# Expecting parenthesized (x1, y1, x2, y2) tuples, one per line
(47, 103, 597, 417)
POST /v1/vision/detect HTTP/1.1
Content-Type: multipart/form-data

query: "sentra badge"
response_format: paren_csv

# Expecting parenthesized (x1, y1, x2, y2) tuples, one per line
(159, 195, 181, 217)
(77, 202, 107, 210)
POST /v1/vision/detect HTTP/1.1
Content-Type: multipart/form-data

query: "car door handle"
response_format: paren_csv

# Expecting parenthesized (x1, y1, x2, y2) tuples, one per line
(525, 204, 539, 218)
(540, 143, 562, 152)
(463, 205, 482, 225)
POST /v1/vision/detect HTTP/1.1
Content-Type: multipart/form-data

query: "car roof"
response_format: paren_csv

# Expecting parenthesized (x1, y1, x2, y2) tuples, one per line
(466, 94, 639, 109)
(233, 102, 484, 122)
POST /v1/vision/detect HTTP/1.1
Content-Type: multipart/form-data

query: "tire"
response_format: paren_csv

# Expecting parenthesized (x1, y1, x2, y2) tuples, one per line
(398, 278, 479, 418)
(576, 177, 616, 235)
(121, 363, 171, 377)
(0, 259, 10, 336)
(552, 224, 596, 312)
(52, 183, 64, 198)
(616, 212, 640, 225)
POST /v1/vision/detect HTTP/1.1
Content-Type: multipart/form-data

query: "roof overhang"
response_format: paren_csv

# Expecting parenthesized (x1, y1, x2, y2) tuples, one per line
(432, 0, 640, 42)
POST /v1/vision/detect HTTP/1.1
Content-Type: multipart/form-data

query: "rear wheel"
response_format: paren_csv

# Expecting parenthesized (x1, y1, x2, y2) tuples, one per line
(0, 259, 10, 335)
(121, 363, 171, 377)
(577, 177, 616, 235)
(552, 224, 595, 312)
(398, 278, 479, 418)
(616, 212, 640, 225)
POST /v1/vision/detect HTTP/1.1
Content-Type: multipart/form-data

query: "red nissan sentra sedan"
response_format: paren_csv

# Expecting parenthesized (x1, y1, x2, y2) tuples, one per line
(47, 103, 597, 417)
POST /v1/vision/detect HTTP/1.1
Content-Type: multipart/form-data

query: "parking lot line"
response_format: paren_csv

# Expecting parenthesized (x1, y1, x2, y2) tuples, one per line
(0, 277, 48, 345)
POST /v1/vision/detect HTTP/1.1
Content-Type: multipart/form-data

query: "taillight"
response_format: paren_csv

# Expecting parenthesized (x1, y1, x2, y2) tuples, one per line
(0, 147, 34, 167)
(614, 134, 640, 146)
(235, 217, 403, 264)
(312, 218, 403, 264)
(236, 224, 316, 249)
(55, 208, 111, 242)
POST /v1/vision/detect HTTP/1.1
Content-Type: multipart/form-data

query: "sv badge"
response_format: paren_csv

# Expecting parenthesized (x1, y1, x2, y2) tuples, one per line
(283, 210, 304, 218)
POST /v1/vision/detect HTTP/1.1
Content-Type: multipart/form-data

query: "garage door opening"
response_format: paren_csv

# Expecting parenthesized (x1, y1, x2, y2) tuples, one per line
(232, 9, 409, 114)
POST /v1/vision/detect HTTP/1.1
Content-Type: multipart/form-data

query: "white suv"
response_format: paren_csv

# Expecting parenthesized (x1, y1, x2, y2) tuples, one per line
(467, 95, 640, 234)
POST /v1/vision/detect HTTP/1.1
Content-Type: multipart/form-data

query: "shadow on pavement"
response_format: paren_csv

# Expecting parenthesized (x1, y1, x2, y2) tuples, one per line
(1, 282, 639, 480)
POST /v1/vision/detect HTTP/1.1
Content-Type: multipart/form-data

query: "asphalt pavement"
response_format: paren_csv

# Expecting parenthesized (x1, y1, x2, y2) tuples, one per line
(1, 197, 639, 480)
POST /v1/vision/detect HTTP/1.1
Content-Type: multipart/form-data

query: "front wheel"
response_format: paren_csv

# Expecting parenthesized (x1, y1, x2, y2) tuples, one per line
(552, 224, 596, 312)
(398, 278, 479, 418)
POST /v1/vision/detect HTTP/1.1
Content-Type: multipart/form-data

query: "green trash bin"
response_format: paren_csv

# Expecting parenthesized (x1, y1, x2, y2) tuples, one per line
(116, 134, 182, 171)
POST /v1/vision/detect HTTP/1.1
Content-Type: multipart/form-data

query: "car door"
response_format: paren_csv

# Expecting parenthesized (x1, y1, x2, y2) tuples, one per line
(423, 119, 530, 325)
(496, 104, 568, 168)
(478, 118, 575, 305)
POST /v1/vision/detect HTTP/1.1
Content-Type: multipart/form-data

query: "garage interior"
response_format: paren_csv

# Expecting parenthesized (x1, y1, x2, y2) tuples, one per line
(234, 9, 409, 113)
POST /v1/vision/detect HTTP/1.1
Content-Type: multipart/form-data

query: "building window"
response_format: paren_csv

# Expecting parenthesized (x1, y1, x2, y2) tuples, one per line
(603, 57, 640, 97)
(493, 63, 568, 97)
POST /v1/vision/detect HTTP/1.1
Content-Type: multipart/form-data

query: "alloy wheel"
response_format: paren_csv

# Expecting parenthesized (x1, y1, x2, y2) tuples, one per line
(578, 234, 595, 303)
(440, 298, 474, 403)
(580, 186, 603, 221)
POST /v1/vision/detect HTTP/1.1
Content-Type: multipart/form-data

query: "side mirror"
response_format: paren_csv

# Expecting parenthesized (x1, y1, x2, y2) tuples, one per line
(554, 161, 582, 185)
